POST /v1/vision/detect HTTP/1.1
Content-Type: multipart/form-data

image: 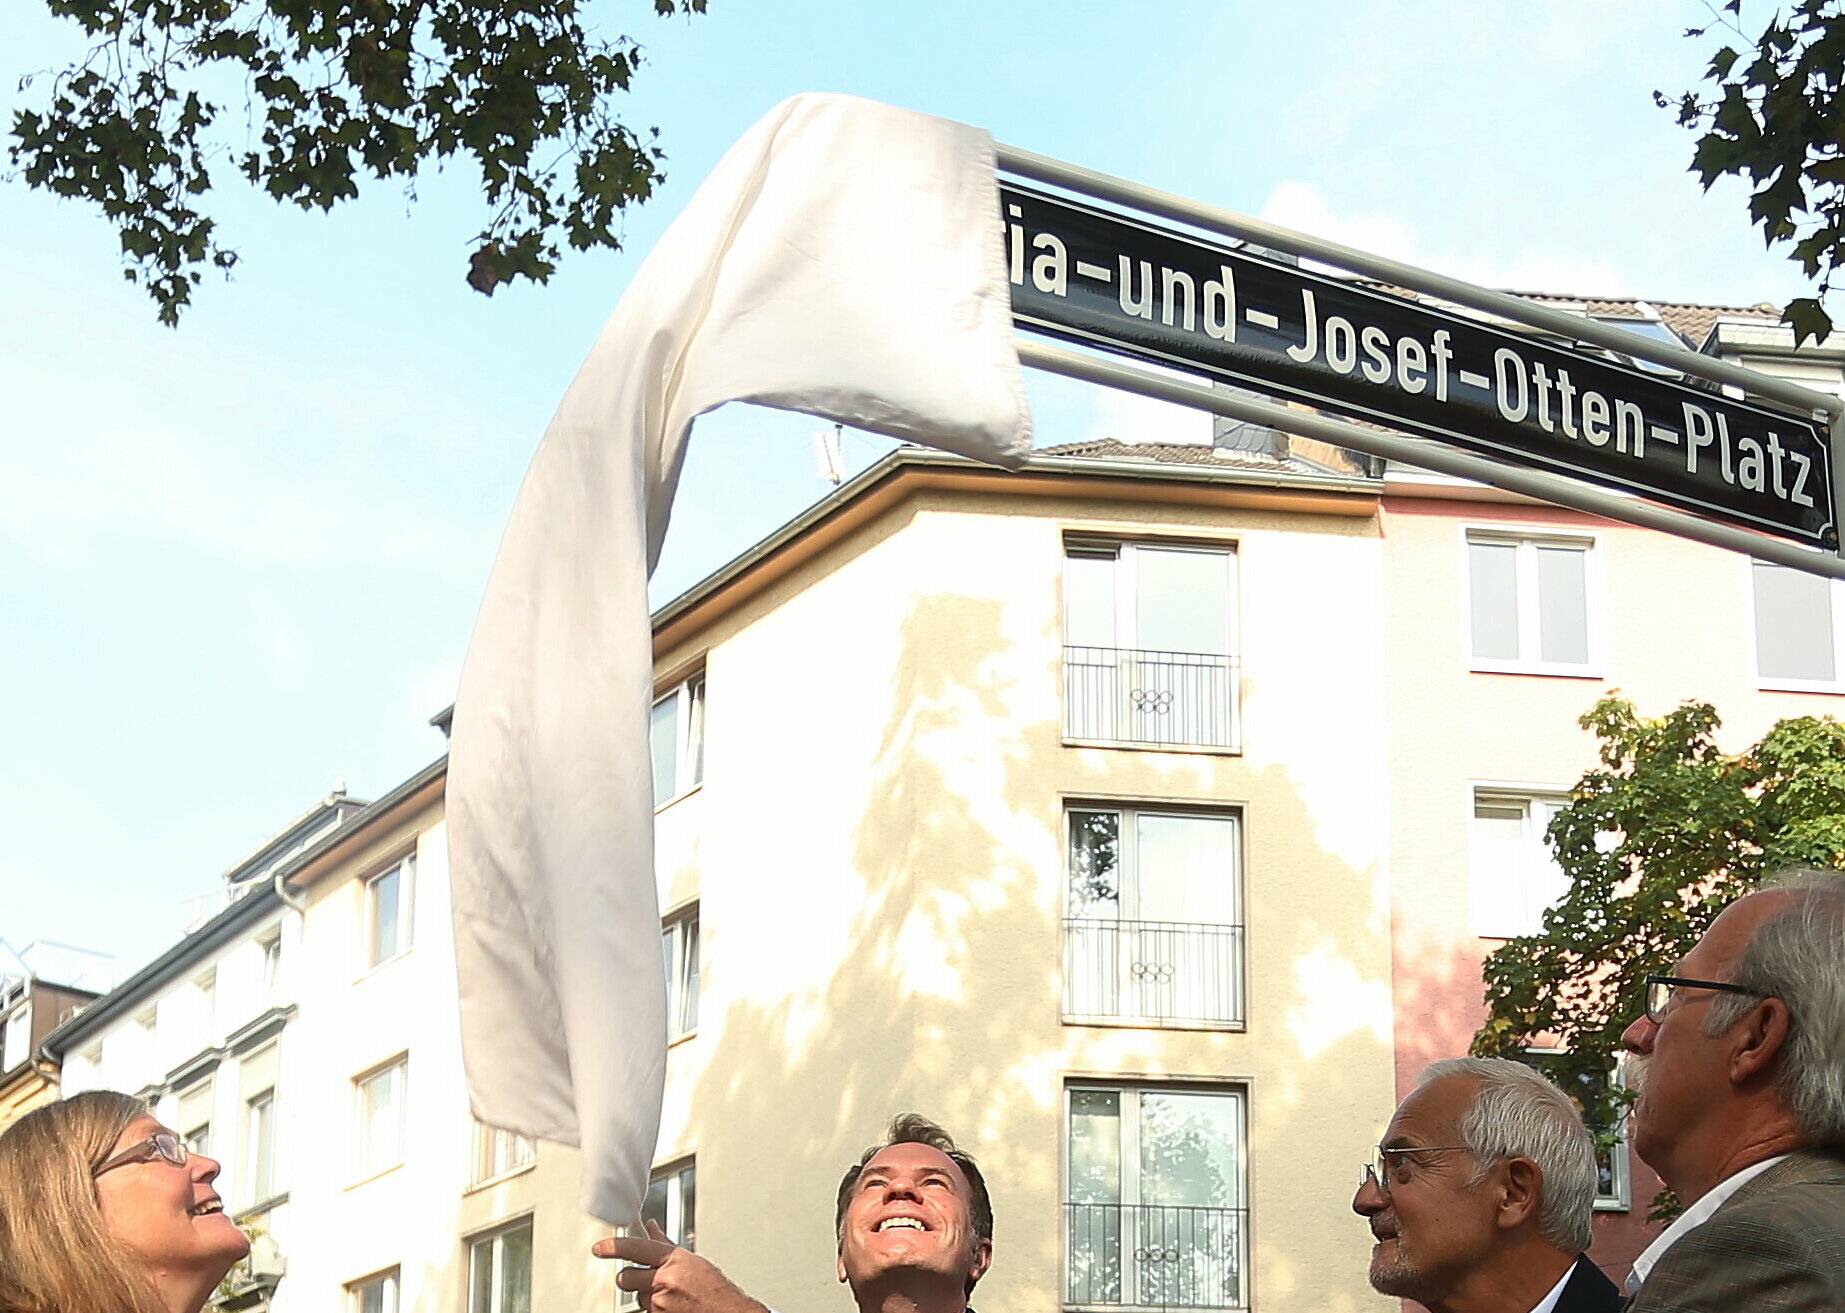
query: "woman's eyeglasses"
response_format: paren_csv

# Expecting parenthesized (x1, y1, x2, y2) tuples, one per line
(93, 1132, 188, 1179)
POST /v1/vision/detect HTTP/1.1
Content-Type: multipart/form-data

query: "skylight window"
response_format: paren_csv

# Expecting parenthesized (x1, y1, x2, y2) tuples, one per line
(1588, 315, 1684, 376)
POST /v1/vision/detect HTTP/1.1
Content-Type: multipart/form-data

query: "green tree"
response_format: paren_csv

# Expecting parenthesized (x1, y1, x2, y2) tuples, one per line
(8, 0, 706, 325)
(1666, 0, 1845, 344)
(1471, 694, 1845, 1214)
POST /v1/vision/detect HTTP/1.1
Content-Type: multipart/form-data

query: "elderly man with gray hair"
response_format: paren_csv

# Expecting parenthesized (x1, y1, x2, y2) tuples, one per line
(1353, 1056, 1620, 1313)
(1619, 867, 1845, 1310)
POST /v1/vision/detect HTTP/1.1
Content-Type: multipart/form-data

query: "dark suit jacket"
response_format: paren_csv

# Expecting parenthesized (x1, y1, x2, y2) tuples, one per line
(1555, 1253, 1621, 1313)
(1627, 1149, 1845, 1312)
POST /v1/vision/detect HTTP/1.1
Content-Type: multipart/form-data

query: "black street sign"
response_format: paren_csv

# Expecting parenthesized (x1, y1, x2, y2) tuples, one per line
(1002, 183, 1837, 549)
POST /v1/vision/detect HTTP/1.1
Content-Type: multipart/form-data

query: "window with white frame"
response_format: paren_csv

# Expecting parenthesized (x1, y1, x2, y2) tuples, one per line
(245, 1089, 277, 1203)
(1, 1004, 30, 1072)
(1469, 790, 1571, 939)
(1064, 807, 1243, 1028)
(1466, 531, 1594, 672)
(355, 1057, 407, 1177)
(350, 1269, 399, 1313)
(651, 673, 707, 806)
(1065, 1084, 1246, 1311)
(1752, 559, 1845, 686)
(468, 1216, 533, 1313)
(1063, 541, 1239, 750)
(259, 930, 283, 996)
(241, 1040, 281, 1204)
(1522, 1051, 1630, 1210)
(473, 1121, 536, 1185)
(663, 910, 700, 1040)
(621, 1160, 696, 1308)
(176, 1079, 213, 1157)
(366, 857, 414, 969)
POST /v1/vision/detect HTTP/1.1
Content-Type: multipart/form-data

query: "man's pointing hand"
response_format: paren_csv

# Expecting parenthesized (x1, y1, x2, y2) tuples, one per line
(594, 1219, 771, 1313)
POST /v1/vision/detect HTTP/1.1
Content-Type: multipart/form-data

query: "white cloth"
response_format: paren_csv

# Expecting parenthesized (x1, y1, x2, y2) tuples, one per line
(1623, 1154, 1791, 1293)
(446, 93, 1031, 1222)
(1528, 1263, 1574, 1313)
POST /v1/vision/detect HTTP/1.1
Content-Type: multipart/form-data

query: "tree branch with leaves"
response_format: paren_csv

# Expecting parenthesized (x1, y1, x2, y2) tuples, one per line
(8, 0, 706, 324)
(1665, 0, 1845, 344)
(1472, 694, 1845, 1213)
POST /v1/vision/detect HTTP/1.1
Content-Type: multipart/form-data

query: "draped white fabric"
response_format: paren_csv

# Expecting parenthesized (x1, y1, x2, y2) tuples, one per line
(446, 93, 1032, 1221)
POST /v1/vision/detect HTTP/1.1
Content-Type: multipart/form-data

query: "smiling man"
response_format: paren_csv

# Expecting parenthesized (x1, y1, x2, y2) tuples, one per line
(595, 1114, 992, 1313)
(1353, 1058, 1618, 1313)
(1619, 868, 1845, 1311)
(833, 1115, 993, 1313)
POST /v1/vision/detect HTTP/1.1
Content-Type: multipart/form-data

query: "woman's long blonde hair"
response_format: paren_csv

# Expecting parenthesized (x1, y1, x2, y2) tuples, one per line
(0, 1090, 171, 1313)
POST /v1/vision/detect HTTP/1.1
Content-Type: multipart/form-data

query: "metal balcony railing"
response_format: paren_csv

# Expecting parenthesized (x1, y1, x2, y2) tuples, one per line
(1063, 646, 1240, 750)
(1064, 1203, 1247, 1311)
(1062, 920, 1245, 1027)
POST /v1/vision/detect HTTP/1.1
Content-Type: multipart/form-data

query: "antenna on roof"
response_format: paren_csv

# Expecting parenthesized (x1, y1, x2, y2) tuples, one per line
(813, 423, 845, 486)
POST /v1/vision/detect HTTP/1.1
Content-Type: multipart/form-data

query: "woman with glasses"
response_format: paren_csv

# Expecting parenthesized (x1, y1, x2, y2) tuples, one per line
(0, 1090, 249, 1313)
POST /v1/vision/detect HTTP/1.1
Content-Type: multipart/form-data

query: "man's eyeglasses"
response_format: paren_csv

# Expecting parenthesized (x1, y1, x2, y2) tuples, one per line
(93, 1132, 188, 1179)
(1643, 975, 1764, 1024)
(1360, 1144, 1471, 1190)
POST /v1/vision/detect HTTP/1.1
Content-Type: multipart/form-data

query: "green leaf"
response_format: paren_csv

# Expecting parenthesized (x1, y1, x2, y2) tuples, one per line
(1785, 297, 1834, 345)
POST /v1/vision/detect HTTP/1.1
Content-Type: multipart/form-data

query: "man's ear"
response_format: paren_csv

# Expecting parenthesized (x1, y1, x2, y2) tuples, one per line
(967, 1238, 993, 1287)
(1731, 997, 1793, 1086)
(1495, 1157, 1542, 1232)
(837, 1246, 848, 1285)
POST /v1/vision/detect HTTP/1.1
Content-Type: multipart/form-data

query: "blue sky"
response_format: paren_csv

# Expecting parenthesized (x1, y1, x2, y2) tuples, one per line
(0, 1, 1810, 975)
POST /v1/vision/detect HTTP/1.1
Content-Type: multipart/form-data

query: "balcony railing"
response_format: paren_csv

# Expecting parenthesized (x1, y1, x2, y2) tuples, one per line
(1062, 920, 1244, 1027)
(1064, 1203, 1246, 1311)
(1063, 646, 1240, 750)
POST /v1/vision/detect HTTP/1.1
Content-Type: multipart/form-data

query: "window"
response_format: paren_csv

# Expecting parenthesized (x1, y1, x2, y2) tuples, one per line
(1065, 1085, 1245, 1311)
(241, 1041, 281, 1204)
(1466, 531, 1594, 673)
(1064, 807, 1243, 1027)
(177, 1080, 213, 1157)
(1752, 559, 1845, 686)
(620, 1160, 696, 1308)
(1063, 541, 1238, 750)
(1469, 790, 1570, 939)
(468, 1217, 533, 1313)
(473, 1121, 536, 1185)
(1, 1004, 30, 1071)
(644, 1160, 696, 1248)
(355, 1058, 407, 1177)
(651, 674, 707, 805)
(350, 1270, 399, 1313)
(663, 910, 700, 1040)
(366, 858, 414, 968)
(1523, 1052, 1630, 1210)
(260, 932, 283, 995)
(245, 1090, 277, 1202)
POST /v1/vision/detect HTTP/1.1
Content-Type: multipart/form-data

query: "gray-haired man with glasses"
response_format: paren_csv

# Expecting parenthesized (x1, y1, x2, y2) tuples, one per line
(1353, 1057, 1619, 1313)
(1619, 868, 1845, 1312)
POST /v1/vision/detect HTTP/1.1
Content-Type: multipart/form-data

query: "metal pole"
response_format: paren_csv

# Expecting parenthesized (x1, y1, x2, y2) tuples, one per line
(1016, 336, 1845, 582)
(996, 143, 1843, 424)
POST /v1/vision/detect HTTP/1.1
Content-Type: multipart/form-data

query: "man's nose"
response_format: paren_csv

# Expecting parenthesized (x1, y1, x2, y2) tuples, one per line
(881, 1177, 922, 1201)
(1352, 1170, 1386, 1217)
(1620, 1012, 1656, 1055)
(193, 1153, 223, 1184)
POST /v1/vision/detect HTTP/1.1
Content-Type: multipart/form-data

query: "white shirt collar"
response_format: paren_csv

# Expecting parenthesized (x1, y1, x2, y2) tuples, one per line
(1623, 1155, 1791, 1294)
(1527, 1262, 1577, 1313)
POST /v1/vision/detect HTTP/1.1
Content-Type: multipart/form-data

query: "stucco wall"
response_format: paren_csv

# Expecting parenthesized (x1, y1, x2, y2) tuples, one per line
(629, 480, 1399, 1313)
